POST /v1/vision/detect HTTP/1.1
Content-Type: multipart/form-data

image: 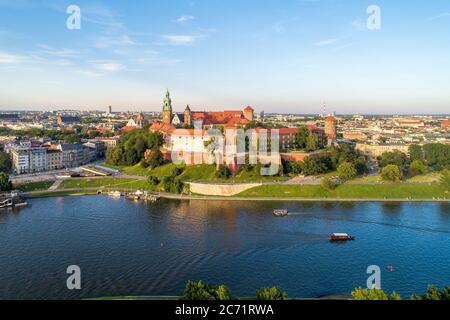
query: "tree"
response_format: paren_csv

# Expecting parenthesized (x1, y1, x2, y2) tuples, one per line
(0, 151, 12, 173)
(64, 134, 81, 144)
(321, 177, 337, 191)
(305, 133, 318, 152)
(301, 156, 327, 176)
(215, 165, 231, 179)
(106, 129, 164, 166)
(355, 156, 370, 175)
(411, 285, 450, 300)
(163, 176, 183, 194)
(379, 150, 409, 168)
(337, 162, 357, 181)
(381, 165, 404, 182)
(255, 287, 288, 300)
(143, 150, 164, 169)
(352, 288, 401, 300)
(0, 172, 12, 191)
(423, 143, 450, 169)
(408, 160, 427, 177)
(440, 170, 450, 192)
(182, 281, 232, 300)
(295, 126, 310, 149)
(409, 144, 423, 162)
(148, 175, 160, 186)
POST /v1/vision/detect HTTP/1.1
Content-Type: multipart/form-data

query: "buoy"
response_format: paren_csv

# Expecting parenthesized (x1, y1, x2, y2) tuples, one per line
(387, 265, 394, 272)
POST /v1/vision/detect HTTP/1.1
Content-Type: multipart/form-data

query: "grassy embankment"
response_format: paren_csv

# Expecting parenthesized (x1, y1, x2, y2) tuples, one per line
(238, 183, 447, 199)
(13, 180, 55, 192)
(104, 163, 288, 183)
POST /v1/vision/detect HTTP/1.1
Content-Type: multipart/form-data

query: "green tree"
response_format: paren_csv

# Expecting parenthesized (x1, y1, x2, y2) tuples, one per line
(381, 165, 404, 182)
(148, 175, 160, 186)
(409, 144, 423, 162)
(321, 177, 337, 191)
(215, 165, 231, 179)
(64, 134, 81, 144)
(0, 151, 12, 173)
(352, 288, 401, 300)
(411, 285, 450, 300)
(182, 281, 232, 300)
(423, 143, 450, 169)
(408, 160, 427, 177)
(0, 172, 12, 191)
(305, 133, 319, 152)
(255, 287, 288, 300)
(295, 126, 310, 149)
(143, 150, 164, 169)
(379, 150, 409, 168)
(301, 156, 327, 176)
(337, 161, 357, 181)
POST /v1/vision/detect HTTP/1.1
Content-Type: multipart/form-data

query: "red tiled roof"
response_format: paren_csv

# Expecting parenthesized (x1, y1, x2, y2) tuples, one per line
(150, 122, 175, 134)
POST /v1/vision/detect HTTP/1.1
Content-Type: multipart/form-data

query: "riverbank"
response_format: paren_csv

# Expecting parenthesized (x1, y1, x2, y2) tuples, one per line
(26, 186, 450, 202)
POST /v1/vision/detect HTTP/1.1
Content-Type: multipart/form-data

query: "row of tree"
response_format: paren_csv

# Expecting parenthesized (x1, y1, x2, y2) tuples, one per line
(181, 280, 449, 300)
(0, 150, 12, 192)
(284, 144, 369, 178)
(377, 143, 450, 182)
(106, 129, 164, 167)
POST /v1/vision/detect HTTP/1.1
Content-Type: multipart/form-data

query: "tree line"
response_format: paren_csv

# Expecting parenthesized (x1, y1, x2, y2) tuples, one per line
(181, 280, 449, 300)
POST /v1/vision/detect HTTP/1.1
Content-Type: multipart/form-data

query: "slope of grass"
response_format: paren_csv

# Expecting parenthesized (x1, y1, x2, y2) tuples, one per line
(13, 180, 55, 192)
(238, 184, 447, 199)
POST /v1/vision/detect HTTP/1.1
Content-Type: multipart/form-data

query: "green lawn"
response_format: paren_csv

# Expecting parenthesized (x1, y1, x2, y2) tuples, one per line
(238, 184, 448, 199)
(13, 180, 55, 192)
(58, 178, 154, 190)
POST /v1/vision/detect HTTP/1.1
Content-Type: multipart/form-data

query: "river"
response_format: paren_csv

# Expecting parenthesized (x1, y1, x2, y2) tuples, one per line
(0, 196, 449, 299)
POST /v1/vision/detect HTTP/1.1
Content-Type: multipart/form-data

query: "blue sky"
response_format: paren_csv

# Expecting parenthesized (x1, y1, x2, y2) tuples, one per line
(0, 0, 449, 114)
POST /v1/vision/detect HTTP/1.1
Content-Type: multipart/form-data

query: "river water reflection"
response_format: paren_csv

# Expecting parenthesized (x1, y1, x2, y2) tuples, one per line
(0, 196, 449, 299)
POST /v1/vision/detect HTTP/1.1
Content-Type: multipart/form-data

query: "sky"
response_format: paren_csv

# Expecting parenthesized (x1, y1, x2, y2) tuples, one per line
(0, 0, 449, 114)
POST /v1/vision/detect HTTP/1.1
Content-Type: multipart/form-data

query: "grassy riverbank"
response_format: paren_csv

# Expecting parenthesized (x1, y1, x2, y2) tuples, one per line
(238, 184, 448, 199)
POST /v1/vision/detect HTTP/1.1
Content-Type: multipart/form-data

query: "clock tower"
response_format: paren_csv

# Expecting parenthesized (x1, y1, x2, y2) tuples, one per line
(162, 89, 173, 125)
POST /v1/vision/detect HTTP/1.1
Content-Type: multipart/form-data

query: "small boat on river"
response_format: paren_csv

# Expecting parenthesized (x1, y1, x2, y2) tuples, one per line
(273, 209, 289, 217)
(329, 233, 355, 242)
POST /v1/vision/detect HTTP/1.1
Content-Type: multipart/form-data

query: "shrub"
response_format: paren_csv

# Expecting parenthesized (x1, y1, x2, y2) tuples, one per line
(352, 288, 401, 300)
(411, 285, 450, 300)
(148, 175, 160, 186)
(182, 281, 232, 300)
(255, 287, 288, 300)
(381, 165, 404, 182)
(440, 170, 450, 192)
(215, 165, 231, 179)
(408, 160, 427, 177)
(0, 172, 12, 191)
(321, 177, 337, 191)
(337, 161, 357, 181)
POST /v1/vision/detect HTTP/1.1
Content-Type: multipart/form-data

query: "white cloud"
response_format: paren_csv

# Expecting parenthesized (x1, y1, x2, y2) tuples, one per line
(0, 52, 25, 64)
(37, 44, 79, 58)
(95, 35, 140, 48)
(94, 62, 124, 73)
(428, 12, 450, 21)
(162, 35, 196, 45)
(75, 70, 104, 77)
(175, 15, 195, 23)
(314, 38, 340, 47)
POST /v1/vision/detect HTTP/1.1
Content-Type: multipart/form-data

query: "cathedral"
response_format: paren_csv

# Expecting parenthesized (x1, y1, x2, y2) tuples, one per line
(162, 90, 254, 129)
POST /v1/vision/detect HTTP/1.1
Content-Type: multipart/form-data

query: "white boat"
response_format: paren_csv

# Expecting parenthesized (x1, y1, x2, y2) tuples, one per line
(0, 198, 13, 209)
(108, 191, 122, 199)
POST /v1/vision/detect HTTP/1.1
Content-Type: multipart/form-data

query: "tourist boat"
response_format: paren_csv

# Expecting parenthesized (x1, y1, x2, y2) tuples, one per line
(329, 233, 355, 242)
(108, 191, 122, 199)
(273, 209, 289, 217)
(0, 198, 13, 209)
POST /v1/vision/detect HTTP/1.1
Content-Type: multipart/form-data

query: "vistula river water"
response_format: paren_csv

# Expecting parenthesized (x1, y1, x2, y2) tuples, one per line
(0, 196, 449, 299)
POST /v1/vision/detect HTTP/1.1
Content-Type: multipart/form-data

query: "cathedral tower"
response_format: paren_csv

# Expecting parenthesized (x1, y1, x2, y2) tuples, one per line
(162, 89, 173, 125)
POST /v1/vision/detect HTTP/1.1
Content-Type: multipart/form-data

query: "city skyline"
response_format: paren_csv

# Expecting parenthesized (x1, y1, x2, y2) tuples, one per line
(1, 0, 450, 113)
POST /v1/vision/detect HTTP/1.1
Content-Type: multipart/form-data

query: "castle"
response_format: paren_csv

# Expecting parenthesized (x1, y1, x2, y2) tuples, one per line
(162, 90, 254, 129)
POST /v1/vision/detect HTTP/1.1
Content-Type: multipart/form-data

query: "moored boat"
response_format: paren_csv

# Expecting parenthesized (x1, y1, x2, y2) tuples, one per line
(108, 191, 122, 199)
(329, 233, 355, 242)
(273, 209, 289, 217)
